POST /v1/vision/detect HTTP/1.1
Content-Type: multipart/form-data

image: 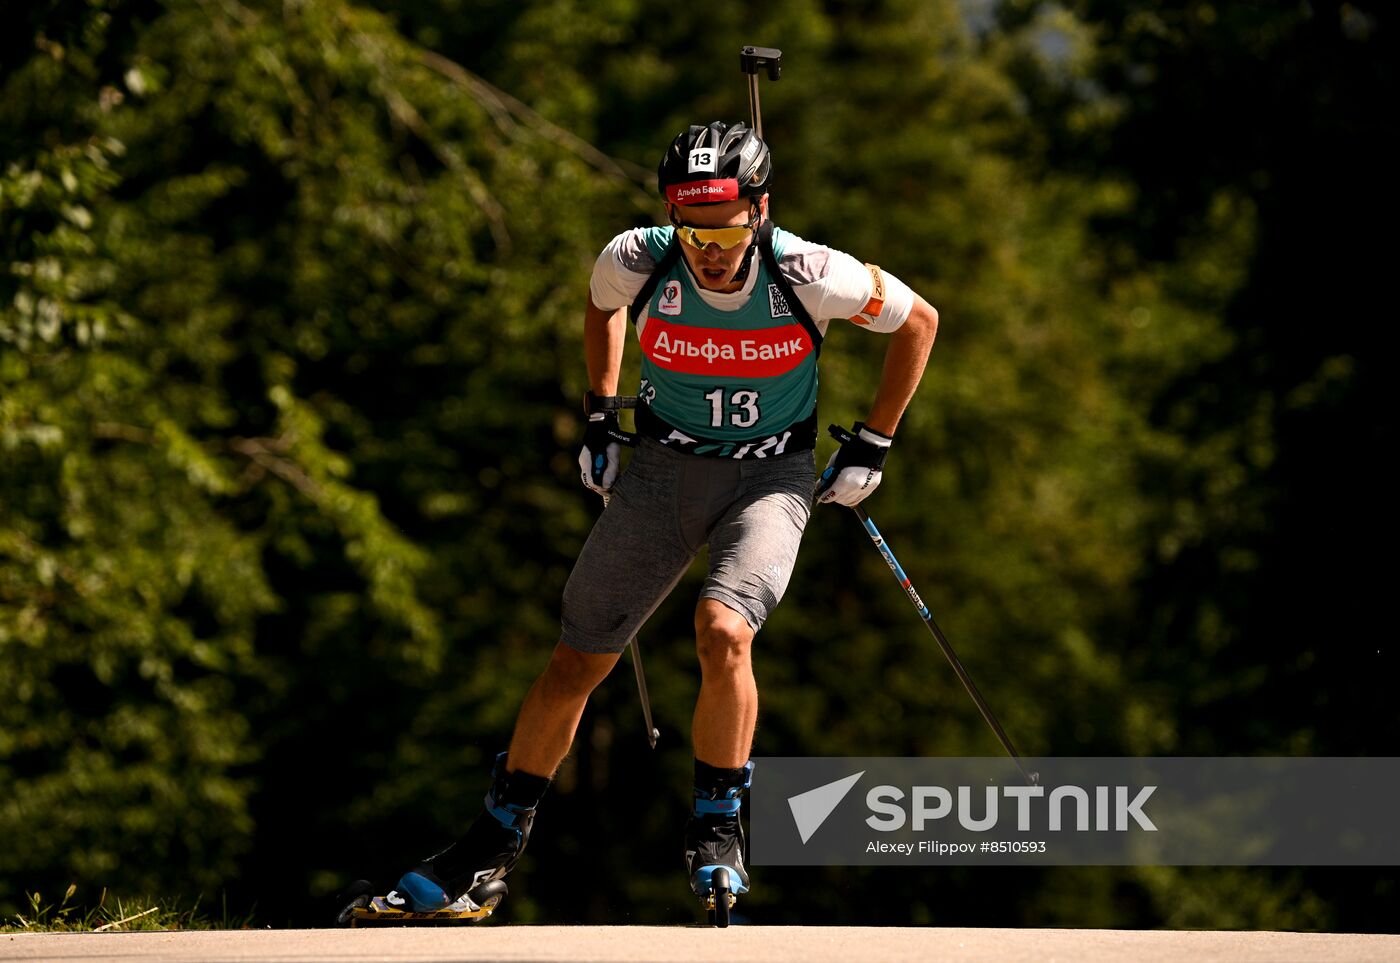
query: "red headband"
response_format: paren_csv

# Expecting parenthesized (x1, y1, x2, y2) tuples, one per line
(665, 178, 740, 204)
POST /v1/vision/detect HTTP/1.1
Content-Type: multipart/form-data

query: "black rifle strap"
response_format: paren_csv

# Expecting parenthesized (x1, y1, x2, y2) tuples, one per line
(628, 238, 684, 325)
(755, 219, 823, 357)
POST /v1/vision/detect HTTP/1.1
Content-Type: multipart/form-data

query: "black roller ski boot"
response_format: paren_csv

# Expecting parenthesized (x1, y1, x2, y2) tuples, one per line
(390, 751, 549, 914)
(685, 759, 753, 927)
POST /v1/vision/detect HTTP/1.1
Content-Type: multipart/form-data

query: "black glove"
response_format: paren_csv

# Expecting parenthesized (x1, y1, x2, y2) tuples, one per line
(814, 422, 892, 506)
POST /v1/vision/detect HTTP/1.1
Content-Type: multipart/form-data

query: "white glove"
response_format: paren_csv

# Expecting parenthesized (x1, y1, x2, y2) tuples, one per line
(815, 423, 892, 506)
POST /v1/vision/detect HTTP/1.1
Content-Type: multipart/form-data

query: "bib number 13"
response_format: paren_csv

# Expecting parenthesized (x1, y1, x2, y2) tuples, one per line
(704, 388, 760, 429)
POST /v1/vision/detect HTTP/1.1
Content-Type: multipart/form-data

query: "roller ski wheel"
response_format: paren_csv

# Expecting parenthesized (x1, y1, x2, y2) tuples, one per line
(701, 867, 736, 928)
(337, 879, 508, 926)
(334, 879, 375, 927)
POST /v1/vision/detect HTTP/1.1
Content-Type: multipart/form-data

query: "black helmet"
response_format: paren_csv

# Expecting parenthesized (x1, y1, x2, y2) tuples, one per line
(657, 121, 771, 205)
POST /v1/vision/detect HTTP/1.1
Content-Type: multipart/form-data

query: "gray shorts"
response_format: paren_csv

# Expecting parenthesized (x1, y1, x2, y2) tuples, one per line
(561, 438, 815, 654)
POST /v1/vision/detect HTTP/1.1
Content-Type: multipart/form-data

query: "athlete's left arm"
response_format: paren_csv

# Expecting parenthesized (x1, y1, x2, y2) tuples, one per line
(862, 293, 939, 437)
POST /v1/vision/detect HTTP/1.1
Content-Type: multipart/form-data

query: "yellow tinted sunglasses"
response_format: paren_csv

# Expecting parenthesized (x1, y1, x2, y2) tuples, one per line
(671, 212, 761, 250)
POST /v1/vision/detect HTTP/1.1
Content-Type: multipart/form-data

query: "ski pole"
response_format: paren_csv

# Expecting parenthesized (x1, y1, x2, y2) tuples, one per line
(739, 45, 782, 139)
(599, 484, 660, 749)
(850, 504, 1038, 786)
(628, 635, 660, 750)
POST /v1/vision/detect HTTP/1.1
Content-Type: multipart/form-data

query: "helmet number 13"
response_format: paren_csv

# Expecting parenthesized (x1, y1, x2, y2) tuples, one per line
(688, 148, 717, 173)
(704, 388, 760, 429)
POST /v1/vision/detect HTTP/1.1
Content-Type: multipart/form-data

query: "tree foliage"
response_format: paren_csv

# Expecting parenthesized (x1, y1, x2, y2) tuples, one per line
(2, 0, 1392, 929)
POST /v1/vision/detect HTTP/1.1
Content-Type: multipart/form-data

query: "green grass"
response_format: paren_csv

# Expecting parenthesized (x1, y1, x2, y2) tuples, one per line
(1, 885, 257, 932)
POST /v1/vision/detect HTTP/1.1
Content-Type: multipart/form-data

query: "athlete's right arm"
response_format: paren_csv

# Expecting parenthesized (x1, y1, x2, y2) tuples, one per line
(584, 297, 627, 399)
(578, 298, 632, 495)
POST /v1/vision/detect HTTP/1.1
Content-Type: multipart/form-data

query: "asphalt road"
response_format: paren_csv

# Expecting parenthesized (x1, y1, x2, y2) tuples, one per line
(3, 926, 1398, 962)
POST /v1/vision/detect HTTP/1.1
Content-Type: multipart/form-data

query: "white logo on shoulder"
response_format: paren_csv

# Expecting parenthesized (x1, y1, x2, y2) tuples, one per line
(767, 283, 792, 318)
(688, 147, 717, 173)
(385, 890, 406, 906)
(659, 280, 683, 316)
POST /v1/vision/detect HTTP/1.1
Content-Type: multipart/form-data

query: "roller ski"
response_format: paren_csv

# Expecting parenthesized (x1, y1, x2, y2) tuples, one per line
(336, 751, 548, 926)
(686, 760, 753, 927)
(335, 877, 507, 926)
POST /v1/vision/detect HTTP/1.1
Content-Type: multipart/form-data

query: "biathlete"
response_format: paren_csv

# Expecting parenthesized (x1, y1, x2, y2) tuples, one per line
(389, 120, 939, 915)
